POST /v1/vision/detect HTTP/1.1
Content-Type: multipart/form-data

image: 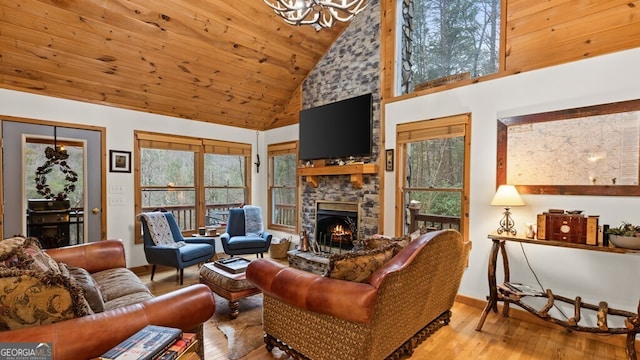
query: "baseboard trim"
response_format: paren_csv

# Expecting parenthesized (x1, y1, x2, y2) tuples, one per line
(455, 294, 636, 350)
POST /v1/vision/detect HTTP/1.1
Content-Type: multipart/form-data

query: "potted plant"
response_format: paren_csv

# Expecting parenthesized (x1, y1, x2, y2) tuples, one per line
(607, 222, 640, 249)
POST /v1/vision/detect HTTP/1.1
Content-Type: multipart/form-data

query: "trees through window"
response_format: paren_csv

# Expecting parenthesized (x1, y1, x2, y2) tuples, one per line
(268, 142, 297, 231)
(400, 0, 501, 94)
(396, 115, 470, 239)
(135, 133, 250, 241)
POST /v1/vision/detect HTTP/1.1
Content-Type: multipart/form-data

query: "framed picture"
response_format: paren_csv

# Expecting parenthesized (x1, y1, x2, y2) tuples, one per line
(385, 149, 394, 171)
(497, 98, 640, 196)
(110, 150, 131, 173)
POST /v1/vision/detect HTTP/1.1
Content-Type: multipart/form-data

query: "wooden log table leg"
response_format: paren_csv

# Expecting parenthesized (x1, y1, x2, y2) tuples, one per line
(626, 332, 637, 360)
(500, 240, 510, 317)
(476, 239, 503, 331)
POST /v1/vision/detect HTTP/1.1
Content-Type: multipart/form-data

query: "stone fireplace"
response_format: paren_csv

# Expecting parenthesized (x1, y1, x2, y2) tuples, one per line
(315, 201, 359, 252)
(299, 0, 381, 247)
(300, 172, 379, 250)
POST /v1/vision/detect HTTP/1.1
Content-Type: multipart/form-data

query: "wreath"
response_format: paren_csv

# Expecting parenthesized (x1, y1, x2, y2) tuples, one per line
(34, 146, 78, 201)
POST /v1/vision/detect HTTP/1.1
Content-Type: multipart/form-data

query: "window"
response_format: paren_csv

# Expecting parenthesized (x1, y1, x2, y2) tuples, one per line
(25, 137, 85, 244)
(268, 142, 298, 231)
(25, 138, 85, 208)
(399, 0, 501, 94)
(203, 140, 251, 226)
(396, 114, 470, 240)
(135, 133, 250, 243)
(138, 139, 200, 232)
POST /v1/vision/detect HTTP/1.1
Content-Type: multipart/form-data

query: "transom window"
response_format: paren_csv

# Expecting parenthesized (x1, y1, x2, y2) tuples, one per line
(399, 0, 501, 94)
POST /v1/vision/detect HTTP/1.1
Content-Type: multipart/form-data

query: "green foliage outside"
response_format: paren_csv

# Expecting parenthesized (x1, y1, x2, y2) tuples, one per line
(405, 0, 500, 92)
(140, 149, 247, 209)
(24, 142, 84, 208)
(404, 137, 464, 217)
(140, 149, 195, 208)
(204, 153, 246, 205)
(271, 154, 296, 227)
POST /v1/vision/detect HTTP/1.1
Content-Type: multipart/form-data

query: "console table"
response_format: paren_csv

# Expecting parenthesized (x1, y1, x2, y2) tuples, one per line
(475, 233, 640, 359)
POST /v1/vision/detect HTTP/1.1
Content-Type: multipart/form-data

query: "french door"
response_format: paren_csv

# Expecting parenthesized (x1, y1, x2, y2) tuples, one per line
(1, 119, 105, 243)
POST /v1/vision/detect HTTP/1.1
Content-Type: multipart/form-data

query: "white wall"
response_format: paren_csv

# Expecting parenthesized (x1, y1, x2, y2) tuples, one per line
(0, 89, 266, 267)
(385, 47, 640, 312)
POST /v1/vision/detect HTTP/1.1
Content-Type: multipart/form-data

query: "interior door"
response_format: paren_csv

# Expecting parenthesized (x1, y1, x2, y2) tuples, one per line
(1, 120, 104, 243)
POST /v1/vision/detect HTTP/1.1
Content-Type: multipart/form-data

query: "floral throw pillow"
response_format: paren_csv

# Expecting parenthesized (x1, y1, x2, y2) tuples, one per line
(21, 237, 61, 274)
(326, 243, 398, 282)
(364, 231, 421, 255)
(0, 236, 61, 275)
(0, 237, 28, 268)
(0, 268, 91, 331)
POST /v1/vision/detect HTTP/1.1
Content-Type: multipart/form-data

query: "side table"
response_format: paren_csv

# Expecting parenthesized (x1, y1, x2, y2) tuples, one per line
(199, 262, 261, 319)
(476, 233, 640, 360)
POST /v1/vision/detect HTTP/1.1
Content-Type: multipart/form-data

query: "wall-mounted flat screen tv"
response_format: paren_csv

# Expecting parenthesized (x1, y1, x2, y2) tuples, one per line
(298, 93, 372, 161)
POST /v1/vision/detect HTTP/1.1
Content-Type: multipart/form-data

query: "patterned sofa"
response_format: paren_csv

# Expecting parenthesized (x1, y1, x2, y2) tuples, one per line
(0, 238, 215, 359)
(246, 229, 471, 360)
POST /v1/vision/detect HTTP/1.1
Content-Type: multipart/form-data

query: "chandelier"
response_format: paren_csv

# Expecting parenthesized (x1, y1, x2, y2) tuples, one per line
(263, 0, 368, 31)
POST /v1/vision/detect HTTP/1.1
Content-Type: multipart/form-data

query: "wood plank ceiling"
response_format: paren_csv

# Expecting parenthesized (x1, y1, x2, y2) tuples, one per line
(0, 0, 348, 130)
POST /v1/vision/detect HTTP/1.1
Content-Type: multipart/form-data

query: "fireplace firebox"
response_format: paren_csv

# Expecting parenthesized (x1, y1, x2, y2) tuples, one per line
(315, 201, 360, 252)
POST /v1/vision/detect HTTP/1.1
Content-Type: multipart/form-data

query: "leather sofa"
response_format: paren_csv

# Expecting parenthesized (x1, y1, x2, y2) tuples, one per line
(246, 229, 471, 360)
(0, 239, 215, 360)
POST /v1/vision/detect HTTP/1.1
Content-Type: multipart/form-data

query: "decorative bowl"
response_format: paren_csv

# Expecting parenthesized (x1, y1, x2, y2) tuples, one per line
(609, 235, 640, 250)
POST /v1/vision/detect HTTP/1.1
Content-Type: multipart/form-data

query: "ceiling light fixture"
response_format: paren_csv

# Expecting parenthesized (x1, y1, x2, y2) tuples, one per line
(263, 0, 368, 31)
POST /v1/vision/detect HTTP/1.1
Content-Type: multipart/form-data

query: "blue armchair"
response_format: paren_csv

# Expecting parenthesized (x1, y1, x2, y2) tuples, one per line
(139, 211, 216, 285)
(220, 206, 272, 257)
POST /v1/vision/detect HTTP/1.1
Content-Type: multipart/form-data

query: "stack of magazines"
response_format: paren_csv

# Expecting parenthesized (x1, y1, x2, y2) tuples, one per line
(99, 325, 196, 360)
(500, 282, 544, 297)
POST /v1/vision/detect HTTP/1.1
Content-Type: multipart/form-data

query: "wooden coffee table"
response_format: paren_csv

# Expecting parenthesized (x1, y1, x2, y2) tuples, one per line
(199, 261, 261, 319)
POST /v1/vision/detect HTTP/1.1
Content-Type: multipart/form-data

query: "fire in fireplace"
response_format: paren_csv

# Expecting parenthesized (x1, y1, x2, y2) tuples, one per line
(315, 201, 359, 252)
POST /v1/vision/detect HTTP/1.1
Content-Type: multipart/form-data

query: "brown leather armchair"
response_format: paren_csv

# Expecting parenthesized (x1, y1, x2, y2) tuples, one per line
(0, 240, 215, 360)
(247, 229, 471, 360)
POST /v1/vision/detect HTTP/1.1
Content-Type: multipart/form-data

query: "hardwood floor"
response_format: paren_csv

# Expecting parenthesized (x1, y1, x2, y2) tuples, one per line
(138, 256, 631, 360)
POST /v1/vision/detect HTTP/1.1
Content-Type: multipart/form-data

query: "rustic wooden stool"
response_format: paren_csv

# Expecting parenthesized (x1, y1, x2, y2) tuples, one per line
(199, 262, 261, 319)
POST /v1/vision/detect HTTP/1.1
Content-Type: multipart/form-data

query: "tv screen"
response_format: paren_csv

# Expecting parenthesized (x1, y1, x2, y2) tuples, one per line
(298, 93, 372, 161)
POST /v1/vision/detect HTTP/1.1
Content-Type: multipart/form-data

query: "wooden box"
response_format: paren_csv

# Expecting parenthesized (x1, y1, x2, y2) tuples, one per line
(537, 213, 599, 245)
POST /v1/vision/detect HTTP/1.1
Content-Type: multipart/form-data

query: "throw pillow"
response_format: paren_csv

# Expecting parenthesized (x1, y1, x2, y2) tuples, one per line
(326, 243, 398, 282)
(64, 264, 106, 313)
(0, 268, 92, 331)
(0, 237, 28, 267)
(365, 232, 418, 255)
(21, 237, 61, 274)
(0, 237, 61, 274)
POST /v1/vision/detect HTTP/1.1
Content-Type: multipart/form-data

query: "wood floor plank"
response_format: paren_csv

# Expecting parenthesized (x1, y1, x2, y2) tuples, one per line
(138, 255, 633, 360)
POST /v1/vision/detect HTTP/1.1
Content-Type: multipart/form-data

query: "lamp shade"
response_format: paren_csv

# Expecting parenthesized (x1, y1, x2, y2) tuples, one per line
(490, 185, 525, 207)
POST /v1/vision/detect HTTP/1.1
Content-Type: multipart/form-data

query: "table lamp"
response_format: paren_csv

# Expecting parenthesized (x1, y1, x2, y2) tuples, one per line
(490, 185, 525, 235)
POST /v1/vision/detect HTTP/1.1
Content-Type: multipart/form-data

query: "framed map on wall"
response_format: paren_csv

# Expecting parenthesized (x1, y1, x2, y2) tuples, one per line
(497, 99, 640, 196)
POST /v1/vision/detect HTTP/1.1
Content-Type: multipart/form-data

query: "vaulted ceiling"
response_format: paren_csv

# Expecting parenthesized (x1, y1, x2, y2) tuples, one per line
(0, 0, 349, 130)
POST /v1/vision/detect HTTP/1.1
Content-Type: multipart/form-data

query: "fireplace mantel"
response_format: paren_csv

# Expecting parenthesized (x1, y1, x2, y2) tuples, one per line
(298, 163, 378, 189)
